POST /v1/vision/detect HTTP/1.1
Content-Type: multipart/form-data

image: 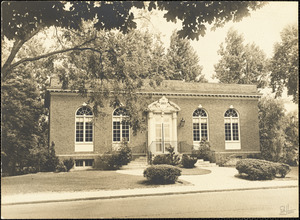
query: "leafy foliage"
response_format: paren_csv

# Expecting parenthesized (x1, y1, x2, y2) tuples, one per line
(94, 142, 132, 170)
(2, 1, 265, 79)
(94, 153, 121, 170)
(191, 138, 216, 162)
(236, 159, 290, 180)
(116, 141, 132, 166)
(166, 30, 206, 82)
(56, 161, 67, 173)
(214, 28, 268, 88)
(258, 97, 299, 166)
(269, 24, 299, 103)
(282, 112, 299, 166)
(152, 146, 180, 166)
(40, 142, 60, 172)
(152, 154, 170, 165)
(63, 158, 75, 172)
(181, 154, 197, 168)
(1, 70, 44, 175)
(258, 96, 286, 162)
(143, 165, 181, 184)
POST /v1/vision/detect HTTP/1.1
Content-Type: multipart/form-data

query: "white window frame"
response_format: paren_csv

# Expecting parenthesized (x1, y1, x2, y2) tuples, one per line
(112, 107, 130, 144)
(224, 108, 241, 150)
(74, 159, 94, 169)
(192, 108, 209, 147)
(75, 106, 94, 152)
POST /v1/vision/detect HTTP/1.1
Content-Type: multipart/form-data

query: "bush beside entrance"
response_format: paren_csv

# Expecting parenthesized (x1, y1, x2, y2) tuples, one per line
(143, 165, 181, 184)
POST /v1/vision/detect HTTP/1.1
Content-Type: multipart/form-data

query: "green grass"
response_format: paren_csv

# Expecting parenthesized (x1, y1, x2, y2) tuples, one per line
(180, 167, 211, 175)
(0, 170, 184, 195)
(1, 167, 212, 195)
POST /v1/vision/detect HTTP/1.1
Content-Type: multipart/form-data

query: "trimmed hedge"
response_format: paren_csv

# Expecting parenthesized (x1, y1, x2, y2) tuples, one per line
(152, 154, 169, 165)
(181, 154, 197, 168)
(236, 159, 291, 180)
(94, 153, 121, 170)
(143, 165, 181, 184)
(94, 143, 132, 170)
(152, 146, 180, 166)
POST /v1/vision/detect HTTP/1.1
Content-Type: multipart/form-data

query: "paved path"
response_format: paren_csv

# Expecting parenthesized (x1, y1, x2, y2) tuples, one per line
(2, 167, 298, 205)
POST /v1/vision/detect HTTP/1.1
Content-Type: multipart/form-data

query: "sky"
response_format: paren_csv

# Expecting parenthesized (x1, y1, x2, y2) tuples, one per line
(134, 1, 298, 112)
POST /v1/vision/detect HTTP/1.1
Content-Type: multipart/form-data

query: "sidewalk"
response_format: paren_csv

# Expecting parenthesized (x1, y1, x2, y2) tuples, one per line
(2, 167, 298, 205)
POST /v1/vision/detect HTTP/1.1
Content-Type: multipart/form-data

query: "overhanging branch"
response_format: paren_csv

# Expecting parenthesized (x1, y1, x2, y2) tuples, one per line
(3, 37, 100, 80)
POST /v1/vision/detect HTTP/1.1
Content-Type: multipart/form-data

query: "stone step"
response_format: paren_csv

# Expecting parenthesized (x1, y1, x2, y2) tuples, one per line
(133, 159, 147, 162)
(132, 157, 147, 161)
(125, 162, 147, 166)
(120, 165, 148, 170)
(196, 163, 218, 167)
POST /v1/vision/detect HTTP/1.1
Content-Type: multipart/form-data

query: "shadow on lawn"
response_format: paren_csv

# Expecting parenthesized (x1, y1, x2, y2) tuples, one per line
(234, 173, 297, 181)
(136, 179, 188, 186)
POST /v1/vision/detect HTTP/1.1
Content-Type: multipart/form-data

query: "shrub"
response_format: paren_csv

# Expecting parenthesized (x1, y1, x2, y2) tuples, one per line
(143, 165, 181, 184)
(181, 154, 197, 168)
(63, 158, 74, 172)
(117, 141, 132, 166)
(152, 154, 169, 165)
(94, 153, 121, 170)
(191, 138, 216, 163)
(217, 154, 239, 167)
(56, 161, 67, 172)
(236, 159, 291, 180)
(165, 146, 181, 166)
(40, 142, 59, 172)
(152, 146, 181, 166)
(247, 153, 262, 159)
(275, 163, 291, 178)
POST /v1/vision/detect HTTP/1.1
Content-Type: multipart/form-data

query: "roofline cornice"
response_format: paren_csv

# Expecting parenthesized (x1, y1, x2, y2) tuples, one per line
(47, 88, 262, 99)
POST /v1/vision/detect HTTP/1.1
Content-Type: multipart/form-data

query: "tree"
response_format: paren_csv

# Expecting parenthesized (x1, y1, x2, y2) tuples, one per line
(1, 70, 44, 175)
(1, 1, 266, 81)
(282, 111, 299, 165)
(258, 96, 286, 162)
(51, 27, 169, 133)
(269, 24, 299, 103)
(213, 28, 268, 88)
(166, 30, 206, 82)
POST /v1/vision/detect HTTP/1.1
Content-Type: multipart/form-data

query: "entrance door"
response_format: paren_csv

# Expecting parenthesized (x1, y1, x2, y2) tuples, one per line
(154, 114, 172, 153)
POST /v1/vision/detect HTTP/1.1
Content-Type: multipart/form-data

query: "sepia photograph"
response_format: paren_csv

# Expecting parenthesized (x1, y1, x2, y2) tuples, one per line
(1, 1, 298, 218)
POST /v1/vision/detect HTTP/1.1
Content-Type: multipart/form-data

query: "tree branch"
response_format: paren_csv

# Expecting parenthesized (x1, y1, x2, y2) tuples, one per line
(2, 26, 44, 79)
(2, 37, 99, 80)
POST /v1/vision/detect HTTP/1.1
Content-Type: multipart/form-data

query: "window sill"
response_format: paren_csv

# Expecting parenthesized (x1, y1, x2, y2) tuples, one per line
(75, 144, 94, 152)
(225, 142, 241, 150)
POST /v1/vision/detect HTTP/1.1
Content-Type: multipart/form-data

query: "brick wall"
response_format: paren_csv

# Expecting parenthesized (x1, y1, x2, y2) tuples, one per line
(49, 92, 260, 159)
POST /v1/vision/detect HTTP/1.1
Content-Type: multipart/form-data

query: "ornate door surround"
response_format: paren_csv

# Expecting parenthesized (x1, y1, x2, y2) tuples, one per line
(147, 96, 180, 154)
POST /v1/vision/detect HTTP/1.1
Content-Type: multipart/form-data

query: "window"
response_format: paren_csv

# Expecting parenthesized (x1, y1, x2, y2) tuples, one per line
(75, 106, 93, 143)
(113, 107, 130, 142)
(193, 109, 208, 142)
(224, 109, 239, 141)
(75, 159, 94, 168)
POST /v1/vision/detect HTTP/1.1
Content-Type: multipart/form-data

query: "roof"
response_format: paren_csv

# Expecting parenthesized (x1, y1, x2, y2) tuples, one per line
(48, 77, 260, 95)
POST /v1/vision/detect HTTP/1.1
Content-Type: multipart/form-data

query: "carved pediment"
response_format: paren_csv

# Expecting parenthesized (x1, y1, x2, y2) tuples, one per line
(147, 96, 180, 113)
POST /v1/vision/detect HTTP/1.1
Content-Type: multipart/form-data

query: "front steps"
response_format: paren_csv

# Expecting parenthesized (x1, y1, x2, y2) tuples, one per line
(195, 159, 218, 167)
(120, 156, 148, 170)
(121, 157, 218, 169)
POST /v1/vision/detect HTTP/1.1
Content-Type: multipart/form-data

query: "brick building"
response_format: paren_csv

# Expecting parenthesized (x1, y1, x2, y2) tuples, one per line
(45, 78, 261, 168)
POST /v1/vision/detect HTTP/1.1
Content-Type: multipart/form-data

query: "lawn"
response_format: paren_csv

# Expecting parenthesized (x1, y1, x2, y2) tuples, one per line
(2, 167, 212, 196)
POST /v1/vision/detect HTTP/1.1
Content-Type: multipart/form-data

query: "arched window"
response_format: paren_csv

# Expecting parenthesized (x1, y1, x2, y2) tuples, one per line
(75, 106, 93, 143)
(113, 107, 130, 142)
(193, 108, 208, 142)
(224, 109, 239, 141)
